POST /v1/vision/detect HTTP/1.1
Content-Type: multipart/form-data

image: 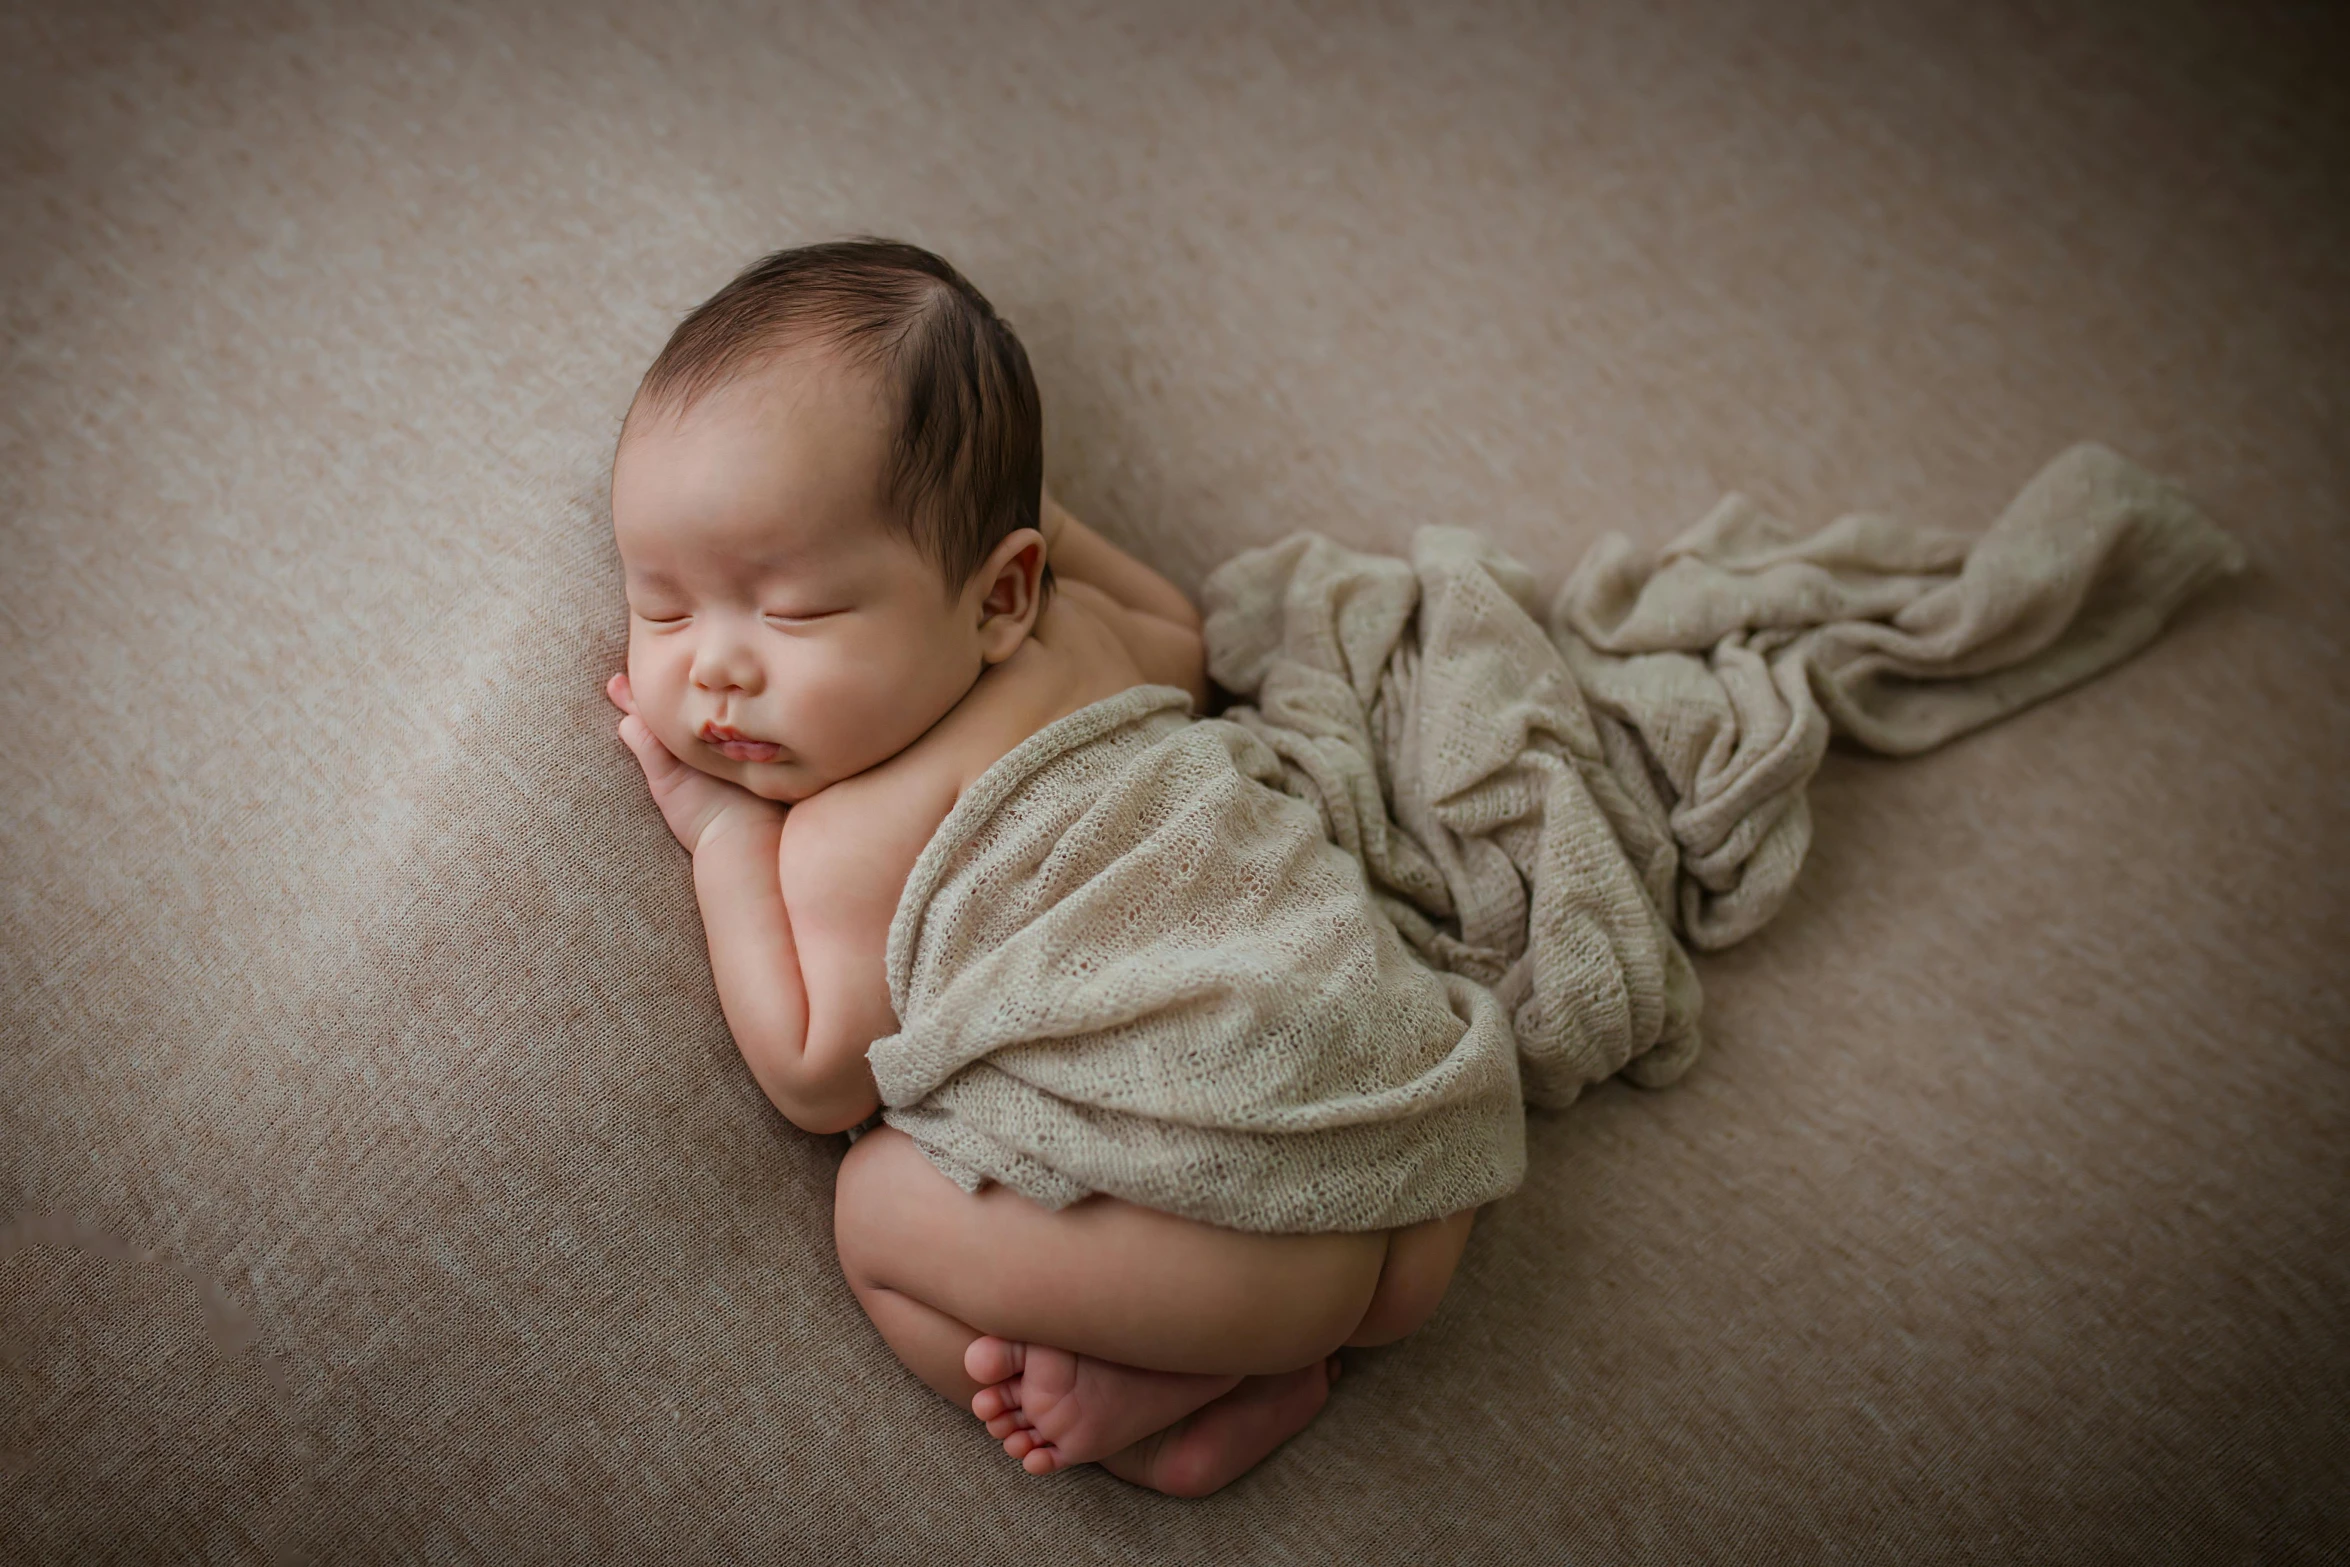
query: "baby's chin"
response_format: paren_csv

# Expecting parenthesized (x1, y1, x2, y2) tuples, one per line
(671, 742, 833, 805)
(724, 758, 833, 806)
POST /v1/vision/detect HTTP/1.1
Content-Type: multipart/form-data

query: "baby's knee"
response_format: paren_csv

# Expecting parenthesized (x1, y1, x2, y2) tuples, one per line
(832, 1127, 932, 1283)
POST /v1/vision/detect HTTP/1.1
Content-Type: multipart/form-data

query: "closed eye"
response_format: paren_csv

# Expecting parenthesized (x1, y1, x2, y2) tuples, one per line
(633, 610, 691, 626)
(764, 609, 848, 626)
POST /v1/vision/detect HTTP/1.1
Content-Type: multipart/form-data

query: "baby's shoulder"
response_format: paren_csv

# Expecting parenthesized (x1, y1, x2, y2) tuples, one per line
(775, 739, 960, 917)
(783, 599, 1150, 861)
(778, 671, 1032, 866)
(945, 603, 1154, 771)
(919, 650, 1083, 794)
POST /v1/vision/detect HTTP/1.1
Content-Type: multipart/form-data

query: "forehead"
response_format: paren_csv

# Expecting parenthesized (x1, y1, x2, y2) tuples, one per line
(612, 350, 896, 567)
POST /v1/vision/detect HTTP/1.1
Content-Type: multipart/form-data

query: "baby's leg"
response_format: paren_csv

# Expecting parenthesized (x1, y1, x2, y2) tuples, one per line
(835, 1127, 1388, 1378)
(835, 1127, 1471, 1483)
(966, 1209, 1472, 1484)
(1094, 1358, 1344, 1498)
(844, 1271, 1251, 1471)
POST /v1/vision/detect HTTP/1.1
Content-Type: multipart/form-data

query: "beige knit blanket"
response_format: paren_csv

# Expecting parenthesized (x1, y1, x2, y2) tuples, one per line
(868, 444, 2244, 1232)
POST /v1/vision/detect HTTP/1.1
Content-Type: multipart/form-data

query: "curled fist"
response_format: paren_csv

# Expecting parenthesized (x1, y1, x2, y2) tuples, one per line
(607, 672, 783, 854)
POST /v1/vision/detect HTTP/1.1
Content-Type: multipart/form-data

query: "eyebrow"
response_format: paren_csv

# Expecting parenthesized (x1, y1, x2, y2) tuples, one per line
(623, 549, 835, 589)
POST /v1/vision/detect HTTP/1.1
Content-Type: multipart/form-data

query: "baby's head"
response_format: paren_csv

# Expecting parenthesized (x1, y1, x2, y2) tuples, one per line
(611, 239, 1046, 803)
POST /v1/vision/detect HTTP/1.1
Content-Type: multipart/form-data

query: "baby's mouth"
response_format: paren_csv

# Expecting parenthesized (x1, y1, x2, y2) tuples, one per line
(699, 723, 782, 764)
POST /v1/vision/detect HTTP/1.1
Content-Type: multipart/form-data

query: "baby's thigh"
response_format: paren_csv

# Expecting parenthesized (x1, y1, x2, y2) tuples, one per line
(834, 1126, 1384, 1375)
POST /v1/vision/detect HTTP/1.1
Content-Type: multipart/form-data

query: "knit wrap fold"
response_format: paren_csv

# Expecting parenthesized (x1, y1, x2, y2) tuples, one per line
(870, 444, 2243, 1232)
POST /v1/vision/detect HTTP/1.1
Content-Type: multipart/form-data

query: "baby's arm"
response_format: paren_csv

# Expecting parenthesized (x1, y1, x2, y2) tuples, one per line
(1041, 493, 1202, 633)
(1041, 493, 1210, 707)
(608, 675, 881, 1134)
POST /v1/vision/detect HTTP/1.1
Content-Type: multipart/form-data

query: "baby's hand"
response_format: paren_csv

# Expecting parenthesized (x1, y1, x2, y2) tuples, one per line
(607, 673, 783, 854)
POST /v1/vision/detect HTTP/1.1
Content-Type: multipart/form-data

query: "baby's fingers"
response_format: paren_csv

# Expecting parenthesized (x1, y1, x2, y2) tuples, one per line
(615, 713, 685, 780)
(606, 671, 636, 714)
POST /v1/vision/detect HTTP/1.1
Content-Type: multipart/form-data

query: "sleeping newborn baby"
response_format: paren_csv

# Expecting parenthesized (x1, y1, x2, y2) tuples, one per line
(605, 238, 2240, 1500)
(605, 240, 1481, 1497)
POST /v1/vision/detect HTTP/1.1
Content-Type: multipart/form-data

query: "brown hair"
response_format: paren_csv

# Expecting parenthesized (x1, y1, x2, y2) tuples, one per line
(633, 238, 1044, 592)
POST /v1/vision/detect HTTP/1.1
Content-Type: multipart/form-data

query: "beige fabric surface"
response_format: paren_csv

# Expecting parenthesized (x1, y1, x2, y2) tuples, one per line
(1548, 440, 2249, 950)
(5, 0, 2345, 1562)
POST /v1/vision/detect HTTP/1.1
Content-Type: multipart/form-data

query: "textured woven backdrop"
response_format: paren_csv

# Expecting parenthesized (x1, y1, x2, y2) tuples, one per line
(3, 0, 2345, 1560)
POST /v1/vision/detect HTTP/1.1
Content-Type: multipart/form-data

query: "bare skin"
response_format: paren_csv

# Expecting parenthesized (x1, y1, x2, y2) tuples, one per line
(608, 346, 1476, 1493)
(831, 1124, 1474, 1481)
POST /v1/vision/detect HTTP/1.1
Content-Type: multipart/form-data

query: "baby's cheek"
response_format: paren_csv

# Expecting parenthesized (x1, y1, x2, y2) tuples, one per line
(784, 661, 864, 751)
(627, 644, 696, 751)
(794, 652, 910, 773)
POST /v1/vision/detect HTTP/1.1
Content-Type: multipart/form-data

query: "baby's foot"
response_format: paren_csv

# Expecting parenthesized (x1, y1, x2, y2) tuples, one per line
(1098, 1356, 1340, 1499)
(964, 1337, 1241, 1475)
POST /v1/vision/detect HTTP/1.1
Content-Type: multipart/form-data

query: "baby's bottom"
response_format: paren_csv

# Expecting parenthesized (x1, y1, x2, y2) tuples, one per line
(834, 1127, 1474, 1493)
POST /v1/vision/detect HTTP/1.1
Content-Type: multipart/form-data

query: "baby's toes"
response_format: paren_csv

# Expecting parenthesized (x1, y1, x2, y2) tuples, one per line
(971, 1382, 1019, 1423)
(984, 1410, 1030, 1440)
(1001, 1429, 1045, 1461)
(1019, 1444, 1064, 1476)
(963, 1336, 1024, 1387)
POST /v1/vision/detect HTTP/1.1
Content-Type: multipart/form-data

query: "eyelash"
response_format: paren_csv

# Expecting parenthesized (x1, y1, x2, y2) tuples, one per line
(631, 609, 839, 627)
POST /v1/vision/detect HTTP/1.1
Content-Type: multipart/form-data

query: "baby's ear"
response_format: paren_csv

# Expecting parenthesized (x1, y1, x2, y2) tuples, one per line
(975, 528, 1048, 663)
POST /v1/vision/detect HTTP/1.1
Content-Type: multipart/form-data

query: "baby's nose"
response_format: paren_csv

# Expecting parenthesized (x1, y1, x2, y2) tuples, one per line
(690, 634, 765, 694)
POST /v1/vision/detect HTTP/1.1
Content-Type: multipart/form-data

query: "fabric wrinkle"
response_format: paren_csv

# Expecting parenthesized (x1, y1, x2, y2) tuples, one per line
(870, 442, 2242, 1232)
